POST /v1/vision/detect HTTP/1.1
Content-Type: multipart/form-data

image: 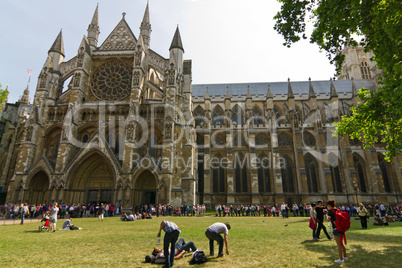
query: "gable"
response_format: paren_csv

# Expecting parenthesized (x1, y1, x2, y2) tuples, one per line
(99, 19, 137, 51)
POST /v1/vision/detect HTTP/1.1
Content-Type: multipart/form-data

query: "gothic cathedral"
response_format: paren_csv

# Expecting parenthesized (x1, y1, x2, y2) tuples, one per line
(0, 3, 401, 208)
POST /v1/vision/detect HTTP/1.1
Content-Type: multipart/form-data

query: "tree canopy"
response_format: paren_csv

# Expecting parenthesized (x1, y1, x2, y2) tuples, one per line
(274, 0, 402, 160)
(0, 83, 9, 113)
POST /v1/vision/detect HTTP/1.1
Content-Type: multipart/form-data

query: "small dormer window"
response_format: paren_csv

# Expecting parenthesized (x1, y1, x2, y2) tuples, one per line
(360, 61, 372, 79)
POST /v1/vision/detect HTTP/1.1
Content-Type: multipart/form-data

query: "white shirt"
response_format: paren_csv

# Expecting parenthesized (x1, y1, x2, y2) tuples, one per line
(207, 223, 228, 235)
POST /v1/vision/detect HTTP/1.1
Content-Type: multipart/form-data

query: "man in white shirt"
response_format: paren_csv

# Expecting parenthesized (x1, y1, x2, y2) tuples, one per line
(205, 222, 230, 257)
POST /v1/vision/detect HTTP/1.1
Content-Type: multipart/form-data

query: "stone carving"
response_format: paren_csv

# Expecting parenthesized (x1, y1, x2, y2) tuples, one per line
(168, 64, 175, 85)
(133, 71, 140, 86)
(100, 24, 136, 51)
(134, 45, 142, 66)
(77, 47, 84, 67)
(126, 123, 135, 141)
(73, 72, 81, 87)
(165, 123, 172, 139)
(39, 69, 48, 88)
(25, 126, 33, 141)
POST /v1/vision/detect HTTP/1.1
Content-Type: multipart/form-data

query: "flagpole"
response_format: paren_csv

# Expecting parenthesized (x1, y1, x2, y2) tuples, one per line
(26, 69, 32, 90)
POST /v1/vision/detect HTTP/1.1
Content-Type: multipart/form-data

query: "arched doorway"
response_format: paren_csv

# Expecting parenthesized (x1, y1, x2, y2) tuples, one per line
(67, 153, 115, 205)
(27, 171, 49, 204)
(134, 170, 157, 206)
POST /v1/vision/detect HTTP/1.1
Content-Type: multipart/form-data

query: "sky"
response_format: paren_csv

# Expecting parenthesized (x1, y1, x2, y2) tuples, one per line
(0, 0, 335, 103)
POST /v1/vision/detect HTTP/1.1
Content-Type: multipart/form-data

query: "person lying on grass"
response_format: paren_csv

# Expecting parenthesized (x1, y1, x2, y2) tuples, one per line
(145, 238, 197, 263)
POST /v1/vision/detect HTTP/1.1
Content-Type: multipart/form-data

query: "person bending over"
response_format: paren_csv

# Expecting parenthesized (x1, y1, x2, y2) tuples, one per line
(157, 221, 180, 268)
(205, 222, 230, 257)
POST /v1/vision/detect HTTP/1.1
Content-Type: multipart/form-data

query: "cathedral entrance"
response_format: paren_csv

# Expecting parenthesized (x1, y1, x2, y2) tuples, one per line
(27, 171, 49, 205)
(133, 170, 157, 206)
(67, 153, 115, 205)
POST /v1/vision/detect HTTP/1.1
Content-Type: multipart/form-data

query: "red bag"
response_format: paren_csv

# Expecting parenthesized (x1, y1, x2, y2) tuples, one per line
(331, 209, 351, 246)
(309, 217, 317, 230)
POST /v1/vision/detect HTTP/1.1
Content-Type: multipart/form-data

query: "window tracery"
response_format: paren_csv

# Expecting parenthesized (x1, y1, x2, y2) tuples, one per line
(91, 61, 133, 101)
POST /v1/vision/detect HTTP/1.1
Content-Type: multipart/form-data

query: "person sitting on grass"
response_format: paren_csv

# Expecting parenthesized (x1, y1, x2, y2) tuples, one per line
(120, 212, 128, 221)
(373, 215, 385, 226)
(127, 213, 136, 221)
(62, 218, 79, 230)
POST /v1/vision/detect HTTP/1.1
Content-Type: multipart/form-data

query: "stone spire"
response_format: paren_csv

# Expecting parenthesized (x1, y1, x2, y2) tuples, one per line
(330, 78, 338, 98)
(205, 87, 211, 99)
(140, 1, 151, 49)
(87, 4, 100, 48)
(246, 86, 252, 99)
(48, 30, 65, 70)
(351, 77, 357, 97)
(48, 30, 65, 57)
(267, 85, 273, 99)
(19, 84, 30, 104)
(170, 26, 184, 52)
(308, 77, 316, 98)
(225, 86, 230, 99)
(287, 78, 294, 99)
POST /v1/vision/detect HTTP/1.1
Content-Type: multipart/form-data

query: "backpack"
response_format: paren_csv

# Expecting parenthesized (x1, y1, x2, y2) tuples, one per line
(189, 250, 208, 265)
(331, 209, 351, 246)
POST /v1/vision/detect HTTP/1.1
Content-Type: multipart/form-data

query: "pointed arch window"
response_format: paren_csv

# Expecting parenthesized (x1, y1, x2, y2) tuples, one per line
(233, 133, 247, 147)
(360, 61, 372, 79)
(212, 106, 224, 127)
(281, 156, 295, 193)
(278, 133, 291, 146)
(252, 106, 263, 126)
(305, 155, 319, 193)
(302, 132, 315, 147)
(115, 133, 122, 155)
(194, 106, 205, 127)
(54, 136, 61, 159)
(377, 154, 391, 192)
(329, 154, 342, 192)
(212, 154, 225, 193)
(353, 155, 367, 193)
(255, 133, 269, 147)
(82, 134, 89, 144)
(257, 154, 271, 193)
(231, 105, 243, 126)
(234, 153, 248, 193)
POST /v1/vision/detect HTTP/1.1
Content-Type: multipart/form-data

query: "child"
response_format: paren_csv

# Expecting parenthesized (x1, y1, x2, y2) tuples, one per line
(39, 213, 50, 231)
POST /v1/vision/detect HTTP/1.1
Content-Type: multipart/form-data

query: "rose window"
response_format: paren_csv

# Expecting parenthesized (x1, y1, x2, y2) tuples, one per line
(91, 61, 133, 101)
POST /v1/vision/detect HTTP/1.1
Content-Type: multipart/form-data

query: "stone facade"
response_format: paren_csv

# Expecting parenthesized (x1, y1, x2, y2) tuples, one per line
(0, 4, 401, 208)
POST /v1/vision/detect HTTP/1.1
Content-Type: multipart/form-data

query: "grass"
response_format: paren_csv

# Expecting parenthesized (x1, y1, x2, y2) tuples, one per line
(0, 215, 401, 267)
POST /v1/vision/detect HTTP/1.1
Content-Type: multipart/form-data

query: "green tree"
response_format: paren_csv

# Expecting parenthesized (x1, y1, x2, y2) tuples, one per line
(0, 83, 9, 113)
(274, 0, 402, 160)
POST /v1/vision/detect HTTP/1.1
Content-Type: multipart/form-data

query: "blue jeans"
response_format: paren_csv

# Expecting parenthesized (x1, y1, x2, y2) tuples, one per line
(20, 212, 25, 224)
(205, 229, 224, 255)
(164, 230, 180, 267)
(175, 238, 197, 252)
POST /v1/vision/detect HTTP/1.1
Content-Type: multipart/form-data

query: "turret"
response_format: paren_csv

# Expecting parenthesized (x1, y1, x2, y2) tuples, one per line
(48, 30, 65, 70)
(169, 26, 184, 73)
(87, 4, 100, 49)
(140, 1, 151, 49)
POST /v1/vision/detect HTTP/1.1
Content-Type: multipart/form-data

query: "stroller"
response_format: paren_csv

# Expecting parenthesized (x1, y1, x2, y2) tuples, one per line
(38, 215, 50, 231)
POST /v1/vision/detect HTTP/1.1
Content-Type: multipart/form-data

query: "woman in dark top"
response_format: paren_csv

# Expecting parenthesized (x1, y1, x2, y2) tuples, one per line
(327, 200, 348, 264)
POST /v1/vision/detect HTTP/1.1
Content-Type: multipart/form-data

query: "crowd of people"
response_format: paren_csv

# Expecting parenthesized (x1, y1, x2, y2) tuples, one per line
(1, 202, 401, 221)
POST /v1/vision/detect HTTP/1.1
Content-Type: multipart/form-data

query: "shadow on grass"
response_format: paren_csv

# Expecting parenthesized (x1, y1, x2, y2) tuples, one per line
(303, 230, 402, 267)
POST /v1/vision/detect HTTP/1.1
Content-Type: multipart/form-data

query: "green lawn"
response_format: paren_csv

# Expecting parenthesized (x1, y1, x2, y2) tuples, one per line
(0, 215, 401, 267)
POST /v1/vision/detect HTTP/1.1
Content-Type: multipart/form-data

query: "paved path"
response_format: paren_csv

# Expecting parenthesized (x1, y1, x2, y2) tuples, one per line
(0, 218, 41, 225)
